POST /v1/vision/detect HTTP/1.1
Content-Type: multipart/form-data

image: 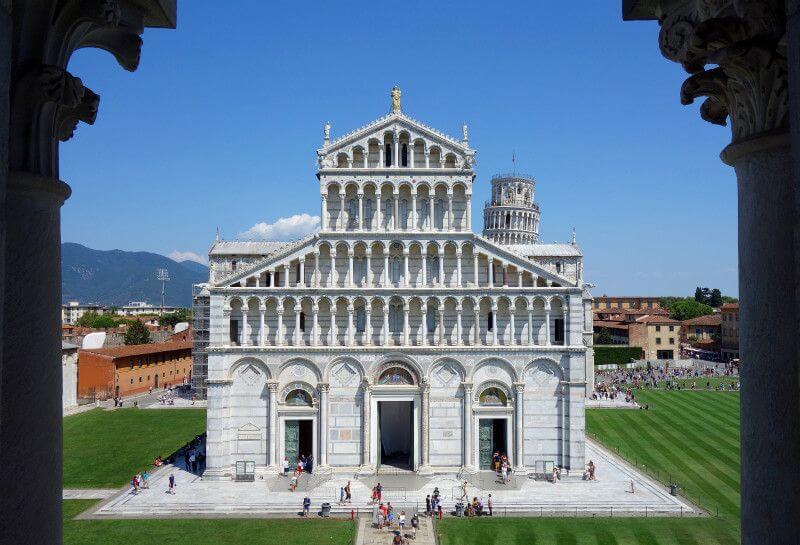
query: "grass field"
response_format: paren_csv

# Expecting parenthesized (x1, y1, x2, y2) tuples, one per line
(63, 500, 355, 545)
(64, 408, 206, 488)
(438, 389, 741, 544)
(436, 517, 739, 545)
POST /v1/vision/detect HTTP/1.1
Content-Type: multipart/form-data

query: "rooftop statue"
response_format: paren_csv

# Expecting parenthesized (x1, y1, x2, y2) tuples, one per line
(391, 86, 401, 113)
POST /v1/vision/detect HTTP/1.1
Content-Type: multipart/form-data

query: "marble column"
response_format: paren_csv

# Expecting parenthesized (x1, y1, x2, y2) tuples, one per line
(362, 380, 372, 467)
(424, 150, 430, 168)
(393, 191, 400, 230)
(422, 253, 428, 286)
(241, 307, 250, 346)
(509, 309, 516, 346)
(283, 266, 289, 288)
(383, 306, 389, 346)
(339, 191, 346, 230)
(383, 252, 389, 287)
(411, 192, 417, 231)
(347, 304, 354, 347)
(366, 251, 372, 287)
(321, 195, 328, 230)
(488, 258, 494, 288)
(438, 250, 444, 286)
(527, 308, 533, 345)
(403, 303, 409, 345)
(428, 196, 434, 230)
(259, 305, 265, 346)
(462, 382, 474, 470)
(422, 303, 428, 345)
(365, 307, 372, 346)
(358, 192, 364, 231)
(514, 383, 525, 471)
(456, 302, 463, 346)
(437, 308, 444, 346)
(420, 381, 431, 472)
(473, 254, 479, 286)
(447, 192, 453, 230)
(403, 250, 410, 287)
(312, 304, 319, 347)
(490, 302, 497, 346)
(348, 250, 354, 287)
(318, 383, 329, 467)
(465, 193, 471, 230)
(268, 381, 279, 467)
(456, 251, 462, 286)
(276, 309, 283, 346)
(313, 253, 320, 288)
(294, 305, 302, 346)
(473, 309, 480, 345)
(545, 306, 551, 345)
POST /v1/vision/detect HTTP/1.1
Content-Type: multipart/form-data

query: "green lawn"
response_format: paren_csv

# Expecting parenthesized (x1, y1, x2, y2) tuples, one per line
(63, 408, 206, 488)
(436, 517, 739, 545)
(439, 389, 741, 544)
(64, 501, 355, 545)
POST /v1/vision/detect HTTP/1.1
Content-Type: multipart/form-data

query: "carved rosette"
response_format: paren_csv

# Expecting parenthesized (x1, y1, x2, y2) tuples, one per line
(658, 0, 788, 144)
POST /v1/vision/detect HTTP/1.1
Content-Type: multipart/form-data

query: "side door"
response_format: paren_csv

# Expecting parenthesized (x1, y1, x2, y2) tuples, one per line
(285, 420, 299, 465)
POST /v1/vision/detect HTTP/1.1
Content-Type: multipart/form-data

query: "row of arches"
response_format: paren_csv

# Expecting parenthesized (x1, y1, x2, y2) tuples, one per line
(322, 182, 470, 232)
(233, 240, 563, 290)
(227, 354, 565, 390)
(331, 132, 462, 169)
(225, 295, 569, 348)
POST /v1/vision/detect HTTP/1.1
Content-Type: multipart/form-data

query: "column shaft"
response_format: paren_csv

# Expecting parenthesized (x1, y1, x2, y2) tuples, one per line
(319, 385, 329, 466)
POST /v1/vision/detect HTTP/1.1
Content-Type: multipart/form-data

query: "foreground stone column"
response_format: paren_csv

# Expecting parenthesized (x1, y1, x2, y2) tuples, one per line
(622, 3, 798, 542)
(318, 383, 329, 467)
(362, 379, 373, 469)
(268, 381, 279, 468)
(462, 382, 474, 471)
(419, 381, 431, 473)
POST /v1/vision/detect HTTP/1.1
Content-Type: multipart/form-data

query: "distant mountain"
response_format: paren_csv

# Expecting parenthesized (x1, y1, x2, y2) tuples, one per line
(61, 243, 209, 307)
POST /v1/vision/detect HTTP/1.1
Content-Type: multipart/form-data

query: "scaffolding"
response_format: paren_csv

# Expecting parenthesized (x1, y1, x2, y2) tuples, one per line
(191, 283, 210, 399)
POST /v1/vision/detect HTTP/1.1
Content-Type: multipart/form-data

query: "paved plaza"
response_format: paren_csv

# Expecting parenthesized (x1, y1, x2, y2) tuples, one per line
(78, 439, 693, 520)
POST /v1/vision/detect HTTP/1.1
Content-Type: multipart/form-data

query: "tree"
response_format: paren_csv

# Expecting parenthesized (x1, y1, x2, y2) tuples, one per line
(159, 308, 191, 328)
(694, 287, 705, 304)
(124, 320, 151, 345)
(595, 328, 613, 345)
(709, 288, 723, 308)
(668, 298, 713, 321)
(76, 311, 116, 328)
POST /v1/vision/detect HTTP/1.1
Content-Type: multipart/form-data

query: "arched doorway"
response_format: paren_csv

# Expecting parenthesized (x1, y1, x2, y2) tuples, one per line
(371, 362, 420, 471)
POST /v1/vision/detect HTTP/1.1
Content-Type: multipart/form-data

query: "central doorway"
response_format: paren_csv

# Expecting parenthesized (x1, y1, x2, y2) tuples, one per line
(478, 419, 508, 470)
(378, 401, 414, 470)
(285, 420, 313, 466)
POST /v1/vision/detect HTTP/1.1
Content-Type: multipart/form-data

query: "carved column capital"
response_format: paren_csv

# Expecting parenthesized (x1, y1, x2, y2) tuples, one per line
(267, 380, 279, 392)
(657, 1, 788, 144)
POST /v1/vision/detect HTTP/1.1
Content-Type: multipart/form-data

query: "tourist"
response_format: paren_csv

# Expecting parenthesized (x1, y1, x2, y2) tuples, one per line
(379, 503, 388, 528)
(398, 511, 406, 533)
(392, 531, 403, 545)
(339, 486, 345, 504)
(376, 509, 385, 529)
(302, 495, 311, 517)
(437, 504, 442, 520)
(142, 469, 150, 489)
(168, 473, 175, 494)
(588, 460, 596, 480)
(282, 456, 289, 476)
(500, 461, 508, 484)
(153, 455, 163, 467)
(189, 450, 196, 473)
(345, 480, 352, 503)
(487, 494, 493, 516)
(425, 494, 431, 516)
(460, 481, 468, 501)
(198, 451, 206, 473)
(492, 450, 500, 472)
(410, 513, 419, 539)
(131, 474, 139, 494)
(306, 454, 313, 474)
(290, 474, 298, 492)
(376, 482, 383, 502)
(387, 502, 394, 527)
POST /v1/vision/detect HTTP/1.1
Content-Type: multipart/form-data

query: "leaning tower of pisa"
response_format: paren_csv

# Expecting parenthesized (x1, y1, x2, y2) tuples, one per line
(482, 173, 540, 245)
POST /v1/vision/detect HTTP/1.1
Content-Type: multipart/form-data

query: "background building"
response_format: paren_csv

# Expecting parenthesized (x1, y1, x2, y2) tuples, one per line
(720, 303, 740, 362)
(593, 296, 663, 311)
(78, 340, 192, 400)
(116, 301, 180, 316)
(62, 301, 107, 324)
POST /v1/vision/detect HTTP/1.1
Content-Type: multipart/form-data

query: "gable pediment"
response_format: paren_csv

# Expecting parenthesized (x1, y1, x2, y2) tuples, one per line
(317, 112, 474, 168)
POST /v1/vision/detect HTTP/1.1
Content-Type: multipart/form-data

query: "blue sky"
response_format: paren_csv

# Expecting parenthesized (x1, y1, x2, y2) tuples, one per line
(60, 0, 737, 297)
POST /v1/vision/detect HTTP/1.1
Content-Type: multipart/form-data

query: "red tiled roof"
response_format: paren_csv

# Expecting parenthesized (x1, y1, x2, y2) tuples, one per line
(79, 340, 192, 359)
(593, 320, 630, 330)
(635, 314, 681, 325)
(682, 314, 722, 326)
(721, 303, 739, 310)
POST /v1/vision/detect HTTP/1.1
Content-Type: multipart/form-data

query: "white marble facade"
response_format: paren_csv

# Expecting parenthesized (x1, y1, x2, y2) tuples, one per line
(202, 91, 593, 479)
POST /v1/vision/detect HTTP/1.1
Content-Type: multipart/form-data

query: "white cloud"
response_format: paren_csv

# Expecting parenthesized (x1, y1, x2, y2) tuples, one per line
(168, 250, 208, 265)
(239, 213, 320, 241)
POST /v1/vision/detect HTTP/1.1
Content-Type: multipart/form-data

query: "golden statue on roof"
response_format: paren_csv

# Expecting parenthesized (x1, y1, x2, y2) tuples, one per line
(391, 86, 401, 113)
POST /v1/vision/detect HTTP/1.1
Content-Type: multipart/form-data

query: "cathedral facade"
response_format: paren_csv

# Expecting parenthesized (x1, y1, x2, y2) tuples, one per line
(200, 91, 593, 478)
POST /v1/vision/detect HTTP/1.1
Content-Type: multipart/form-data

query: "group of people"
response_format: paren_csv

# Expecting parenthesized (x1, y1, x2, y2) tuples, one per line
(583, 459, 596, 481)
(286, 454, 314, 491)
(339, 481, 353, 503)
(182, 436, 205, 474)
(492, 451, 512, 484)
(374, 502, 420, 543)
(129, 470, 150, 494)
(595, 361, 740, 393)
(368, 482, 382, 503)
(424, 487, 444, 518)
